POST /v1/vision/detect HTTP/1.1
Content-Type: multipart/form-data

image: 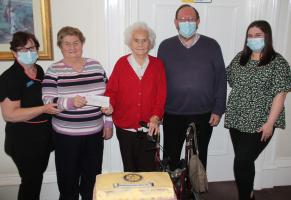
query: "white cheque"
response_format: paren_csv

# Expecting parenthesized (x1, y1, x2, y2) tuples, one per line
(86, 95, 110, 107)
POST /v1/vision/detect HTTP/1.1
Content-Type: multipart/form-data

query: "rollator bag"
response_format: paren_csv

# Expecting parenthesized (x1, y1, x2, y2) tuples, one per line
(189, 151, 208, 193)
(187, 122, 208, 193)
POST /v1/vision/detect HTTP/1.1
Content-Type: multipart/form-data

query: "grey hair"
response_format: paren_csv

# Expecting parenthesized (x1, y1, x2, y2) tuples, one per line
(124, 22, 156, 49)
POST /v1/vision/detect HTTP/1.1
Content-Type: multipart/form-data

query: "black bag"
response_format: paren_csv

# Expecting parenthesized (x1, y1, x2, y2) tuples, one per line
(187, 122, 208, 193)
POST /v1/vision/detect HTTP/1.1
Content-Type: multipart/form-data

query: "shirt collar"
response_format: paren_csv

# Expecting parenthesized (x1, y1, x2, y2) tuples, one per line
(128, 54, 149, 69)
(178, 33, 200, 48)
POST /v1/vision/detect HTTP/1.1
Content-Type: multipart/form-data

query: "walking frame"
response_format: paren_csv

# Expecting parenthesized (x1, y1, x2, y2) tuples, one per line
(141, 121, 202, 200)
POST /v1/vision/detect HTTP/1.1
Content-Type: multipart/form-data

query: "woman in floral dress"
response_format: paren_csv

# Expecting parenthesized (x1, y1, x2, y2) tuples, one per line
(225, 20, 291, 200)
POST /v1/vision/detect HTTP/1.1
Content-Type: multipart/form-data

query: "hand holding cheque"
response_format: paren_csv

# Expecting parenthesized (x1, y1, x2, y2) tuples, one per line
(85, 95, 113, 115)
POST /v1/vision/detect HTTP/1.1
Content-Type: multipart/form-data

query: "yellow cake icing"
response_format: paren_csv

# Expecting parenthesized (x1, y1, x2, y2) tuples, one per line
(94, 172, 176, 200)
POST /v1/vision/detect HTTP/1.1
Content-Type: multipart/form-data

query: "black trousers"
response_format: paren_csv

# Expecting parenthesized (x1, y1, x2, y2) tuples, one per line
(230, 128, 273, 200)
(5, 122, 53, 200)
(163, 112, 213, 170)
(53, 131, 104, 200)
(116, 127, 156, 172)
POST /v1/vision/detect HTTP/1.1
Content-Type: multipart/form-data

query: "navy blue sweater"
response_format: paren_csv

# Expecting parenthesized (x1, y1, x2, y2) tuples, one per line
(157, 35, 227, 116)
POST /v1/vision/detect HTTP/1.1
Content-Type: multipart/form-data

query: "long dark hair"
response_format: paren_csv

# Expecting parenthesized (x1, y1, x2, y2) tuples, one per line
(239, 20, 276, 66)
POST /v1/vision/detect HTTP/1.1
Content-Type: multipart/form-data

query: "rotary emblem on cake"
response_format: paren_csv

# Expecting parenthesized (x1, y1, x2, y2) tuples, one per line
(94, 172, 176, 200)
(124, 173, 143, 182)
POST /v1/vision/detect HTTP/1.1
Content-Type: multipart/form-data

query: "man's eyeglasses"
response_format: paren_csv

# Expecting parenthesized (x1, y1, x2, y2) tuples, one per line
(176, 18, 197, 22)
(16, 46, 37, 52)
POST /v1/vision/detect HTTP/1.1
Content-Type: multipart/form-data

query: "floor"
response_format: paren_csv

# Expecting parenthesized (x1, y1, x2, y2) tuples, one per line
(0, 181, 290, 200)
(201, 181, 291, 200)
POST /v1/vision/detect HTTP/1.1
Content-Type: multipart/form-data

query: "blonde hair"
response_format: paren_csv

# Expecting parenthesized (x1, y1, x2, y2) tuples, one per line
(57, 26, 86, 47)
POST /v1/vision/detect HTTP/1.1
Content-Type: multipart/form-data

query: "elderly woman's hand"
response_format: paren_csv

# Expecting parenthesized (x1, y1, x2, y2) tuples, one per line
(73, 95, 87, 108)
(148, 115, 160, 136)
(101, 104, 113, 115)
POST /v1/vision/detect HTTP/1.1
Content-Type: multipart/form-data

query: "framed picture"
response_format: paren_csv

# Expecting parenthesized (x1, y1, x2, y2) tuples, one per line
(0, 0, 53, 60)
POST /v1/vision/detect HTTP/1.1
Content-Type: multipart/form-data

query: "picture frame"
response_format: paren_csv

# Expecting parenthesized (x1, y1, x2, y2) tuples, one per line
(0, 0, 53, 60)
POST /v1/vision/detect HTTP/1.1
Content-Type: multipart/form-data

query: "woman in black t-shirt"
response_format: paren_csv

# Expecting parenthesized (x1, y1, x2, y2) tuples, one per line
(0, 32, 60, 200)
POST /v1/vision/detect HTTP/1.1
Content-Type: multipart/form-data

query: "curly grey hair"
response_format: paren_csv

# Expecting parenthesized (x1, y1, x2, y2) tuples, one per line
(124, 22, 156, 50)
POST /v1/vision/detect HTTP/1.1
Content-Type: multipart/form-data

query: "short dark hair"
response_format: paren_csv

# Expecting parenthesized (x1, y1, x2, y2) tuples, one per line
(175, 4, 200, 20)
(10, 31, 40, 52)
(240, 20, 276, 66)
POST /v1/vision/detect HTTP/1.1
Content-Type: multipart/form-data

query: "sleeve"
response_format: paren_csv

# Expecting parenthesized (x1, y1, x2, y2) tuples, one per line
(102, 67, 113, 128)
(42, 65, 75, 110)
(103, 115, 113, 128)
(0, 71, 22, 102)
(157, 41, 165, 60)
(104, 59, 121, 108)
(103, 70, 108, 84)
(0, 74, 6, 102)
(226, 53, 241, 88)
(271, 55, 291, 96)
(212, 43, 227, 116)
(152, 60, 167, 119)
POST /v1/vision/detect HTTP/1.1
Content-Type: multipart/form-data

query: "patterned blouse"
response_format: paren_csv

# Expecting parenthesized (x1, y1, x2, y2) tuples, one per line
(224, 52, 291, 133)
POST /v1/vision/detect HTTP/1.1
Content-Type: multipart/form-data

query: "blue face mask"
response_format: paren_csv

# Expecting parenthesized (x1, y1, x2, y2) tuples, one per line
(246, 37, 265, 52)
(17, 51, 38, 65)
(178, 22, 197, 39)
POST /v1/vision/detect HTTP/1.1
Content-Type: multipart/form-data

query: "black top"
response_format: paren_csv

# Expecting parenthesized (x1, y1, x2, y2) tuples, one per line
(0, 61, 50, 123)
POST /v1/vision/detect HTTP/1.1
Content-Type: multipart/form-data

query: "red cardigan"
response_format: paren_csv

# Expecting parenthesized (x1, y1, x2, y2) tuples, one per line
(105, 55, 167, 129)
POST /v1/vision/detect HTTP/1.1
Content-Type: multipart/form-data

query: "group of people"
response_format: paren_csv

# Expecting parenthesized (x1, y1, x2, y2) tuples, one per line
(0, 4, 290, 200)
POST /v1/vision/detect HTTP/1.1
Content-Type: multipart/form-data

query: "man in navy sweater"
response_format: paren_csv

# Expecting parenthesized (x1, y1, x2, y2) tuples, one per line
(157, 4, 227, 170)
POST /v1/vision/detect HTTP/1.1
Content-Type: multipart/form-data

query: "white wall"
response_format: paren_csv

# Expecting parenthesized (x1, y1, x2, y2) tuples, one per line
(0, 0, 291, 190)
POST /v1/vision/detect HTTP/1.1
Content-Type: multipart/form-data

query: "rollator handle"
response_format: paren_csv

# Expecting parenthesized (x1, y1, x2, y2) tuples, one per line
(139, 121, 157, 143)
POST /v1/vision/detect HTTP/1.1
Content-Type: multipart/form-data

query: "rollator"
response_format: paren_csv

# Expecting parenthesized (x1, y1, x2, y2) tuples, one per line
(140, 122, 202, 200)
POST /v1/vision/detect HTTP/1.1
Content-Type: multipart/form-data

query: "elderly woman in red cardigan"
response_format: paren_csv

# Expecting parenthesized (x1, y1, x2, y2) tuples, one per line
(105, 22, 167, 172)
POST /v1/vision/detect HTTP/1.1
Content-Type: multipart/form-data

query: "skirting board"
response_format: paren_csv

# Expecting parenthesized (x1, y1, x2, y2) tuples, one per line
(1, 158, 291, 188)
(254, 157, 291, 189)
(0, 172, 57, 186)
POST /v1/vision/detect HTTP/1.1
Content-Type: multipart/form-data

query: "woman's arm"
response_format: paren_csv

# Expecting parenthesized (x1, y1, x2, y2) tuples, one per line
(42, 66, 82, 110)
(0, 97, 60, 122)
(149, 61, 167, 136)
(104, 61, 121, 109)
(257, 92, 287, 141)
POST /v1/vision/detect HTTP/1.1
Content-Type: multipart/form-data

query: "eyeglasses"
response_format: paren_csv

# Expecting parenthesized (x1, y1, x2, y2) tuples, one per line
(62, 41, 81, 48)
(16, 46, 37, 52)
(176, 18, 197, 22)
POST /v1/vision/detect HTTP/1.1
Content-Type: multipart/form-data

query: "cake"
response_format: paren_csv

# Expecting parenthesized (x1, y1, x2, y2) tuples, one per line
(94, 172, 176, 200)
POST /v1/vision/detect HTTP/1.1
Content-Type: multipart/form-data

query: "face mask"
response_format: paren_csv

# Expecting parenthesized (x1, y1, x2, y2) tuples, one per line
(246, 37, 265, 52)
(178, 22, 197, 39)
(17, 51, 38, 65)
